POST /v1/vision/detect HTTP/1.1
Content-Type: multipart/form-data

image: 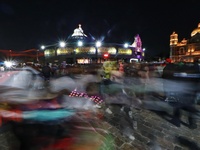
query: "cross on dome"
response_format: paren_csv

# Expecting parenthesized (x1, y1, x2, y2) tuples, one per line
(72, 24, 87, 37)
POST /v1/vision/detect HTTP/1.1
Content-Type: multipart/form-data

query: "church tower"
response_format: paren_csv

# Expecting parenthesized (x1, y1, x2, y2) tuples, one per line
(170, 32, 178, 46)
(170, 32, 178, 61)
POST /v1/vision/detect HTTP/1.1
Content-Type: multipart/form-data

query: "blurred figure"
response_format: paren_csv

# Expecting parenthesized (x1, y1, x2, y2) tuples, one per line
(31, 63, 40, 72)
(137, 63, 149, 99)
(101, 60, 117, 79)
(130, 62, 149, 100)
(51, 64, 58, 77)
(99, 62, 138, 140)
(162, 62, 199, 129)
(0, 65, 5, 71)
(42, 63, 52, 81)
(118, 60, 124, 72)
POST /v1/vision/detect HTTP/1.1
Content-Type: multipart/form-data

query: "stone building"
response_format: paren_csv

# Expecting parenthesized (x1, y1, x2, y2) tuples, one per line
(170, 23, 200, 62)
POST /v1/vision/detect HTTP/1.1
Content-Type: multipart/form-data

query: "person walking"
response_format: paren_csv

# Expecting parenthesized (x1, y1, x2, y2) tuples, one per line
(162, 62, 199, 129)
(42, 63, 52, 81)
(134, 63, 149, 100)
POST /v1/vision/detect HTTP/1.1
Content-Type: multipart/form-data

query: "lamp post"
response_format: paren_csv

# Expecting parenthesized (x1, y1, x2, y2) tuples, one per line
(95, 41, 101, 63)
(40, 45, 48, 65)
(142, 48, 146, 61)
(36, 50, 39, 63)
(9, 50, 12, 59)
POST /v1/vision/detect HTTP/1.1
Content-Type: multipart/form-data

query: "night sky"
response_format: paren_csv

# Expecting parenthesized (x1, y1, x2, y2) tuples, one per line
(0, 0, 200, 57)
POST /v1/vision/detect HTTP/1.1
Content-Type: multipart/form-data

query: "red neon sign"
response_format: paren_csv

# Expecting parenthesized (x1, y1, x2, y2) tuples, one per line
(103, 53, 109, 58)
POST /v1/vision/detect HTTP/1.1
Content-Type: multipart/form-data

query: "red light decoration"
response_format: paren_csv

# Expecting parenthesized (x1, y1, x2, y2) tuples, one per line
(103, 53, 109, 59)
(69, 90, 104, 105)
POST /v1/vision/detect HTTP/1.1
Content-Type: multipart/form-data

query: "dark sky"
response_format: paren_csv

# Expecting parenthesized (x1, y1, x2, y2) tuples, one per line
(0, 0, 200, 57)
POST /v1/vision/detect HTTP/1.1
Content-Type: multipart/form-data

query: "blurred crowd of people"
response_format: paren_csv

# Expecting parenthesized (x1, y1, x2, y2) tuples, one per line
(0, 58, 200, 149)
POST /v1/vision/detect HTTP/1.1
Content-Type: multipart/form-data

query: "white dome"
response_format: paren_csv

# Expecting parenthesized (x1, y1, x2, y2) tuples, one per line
(72, 24, 87, 37)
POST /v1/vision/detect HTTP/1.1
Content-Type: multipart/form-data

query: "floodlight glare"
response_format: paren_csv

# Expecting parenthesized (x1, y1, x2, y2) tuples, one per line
(41, 45, 45, 50)
(96, 41, 102, 47)
(59, 41, 66, 48)
(124, 43, 129, 48)
(4, 61, 12, 68)
(77, 41, 83, 47)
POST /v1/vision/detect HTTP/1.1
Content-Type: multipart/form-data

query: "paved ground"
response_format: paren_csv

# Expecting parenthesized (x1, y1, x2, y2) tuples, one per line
(0, 95, 200, 150)
(96, 96, 200, 150)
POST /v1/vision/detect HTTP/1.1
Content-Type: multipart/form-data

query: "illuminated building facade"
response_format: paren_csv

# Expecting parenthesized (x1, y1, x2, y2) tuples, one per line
(43, 25, 144, 64)
(170, 23, 200, 62)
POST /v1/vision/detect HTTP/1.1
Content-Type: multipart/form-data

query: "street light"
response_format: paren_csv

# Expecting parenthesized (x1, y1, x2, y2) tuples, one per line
(41, 45, 45, 50)
(36, 50, 39, 63)
(77, 41, 83, 47)
(95, 41, 102, 63)
(124, 43, 129, 48)
(95, 41, 102, 48)
(142, 48, 146, 61)
(59, 41, 66, 48)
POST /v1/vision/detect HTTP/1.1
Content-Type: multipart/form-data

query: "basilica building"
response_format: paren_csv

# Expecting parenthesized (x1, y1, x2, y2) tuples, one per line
(43, 25, 144, 64)
(170, 23, 200, 62)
